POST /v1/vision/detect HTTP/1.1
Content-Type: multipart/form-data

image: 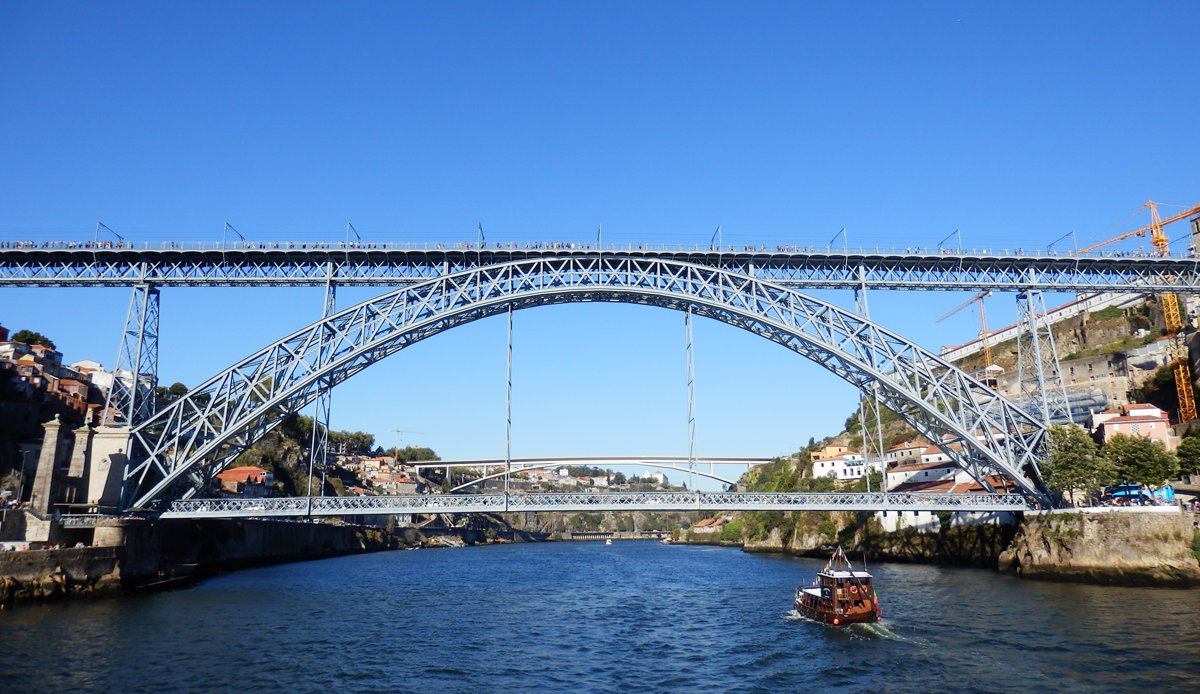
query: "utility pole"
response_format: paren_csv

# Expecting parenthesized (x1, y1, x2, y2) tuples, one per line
(854, 267, 883, 495)
(686, 307, 697, 497)
(505, 304, 513, 504)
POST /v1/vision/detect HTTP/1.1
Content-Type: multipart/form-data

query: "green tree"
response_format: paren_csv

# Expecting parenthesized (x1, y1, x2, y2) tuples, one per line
(388, 445, 439, 462)
(1175, 434, 1200, 475)
(1102, 434, 1179, 487)
(11, 329, 55, 349)
(168, 382, 188, 397)
(1044, 424, 1115, 505)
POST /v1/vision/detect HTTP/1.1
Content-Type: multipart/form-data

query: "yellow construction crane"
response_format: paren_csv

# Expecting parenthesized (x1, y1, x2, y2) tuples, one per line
(1080, 200, 1200, 421)
(1147, 201, 1199, 421)
(938, 291, 994, 371)
(1077, 199, 1200, 254)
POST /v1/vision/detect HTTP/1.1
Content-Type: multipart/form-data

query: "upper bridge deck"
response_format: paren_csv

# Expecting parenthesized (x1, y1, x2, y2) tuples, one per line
(1, 242, 1196, 292)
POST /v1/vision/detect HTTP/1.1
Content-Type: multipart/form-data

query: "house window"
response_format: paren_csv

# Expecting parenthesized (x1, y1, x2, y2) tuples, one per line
(1132, 423, 1140, 435)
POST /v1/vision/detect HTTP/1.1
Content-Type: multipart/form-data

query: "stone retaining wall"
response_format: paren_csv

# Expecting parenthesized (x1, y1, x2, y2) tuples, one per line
(998, 509, 1200, 587)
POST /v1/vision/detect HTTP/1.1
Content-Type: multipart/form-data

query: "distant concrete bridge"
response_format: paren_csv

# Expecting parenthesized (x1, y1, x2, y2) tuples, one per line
(158, 491, 1032, 519)
(410, 456, 771, 489)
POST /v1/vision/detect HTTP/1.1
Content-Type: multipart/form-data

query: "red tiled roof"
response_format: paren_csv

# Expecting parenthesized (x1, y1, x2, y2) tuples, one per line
(886, 440, 927, 452)
(891, 475, 1014, 495)
(890, 460, 957, 473)
(216, 466, 271, 483)
(1102, 416, 1169, 424)
(891, 480, 956, 493)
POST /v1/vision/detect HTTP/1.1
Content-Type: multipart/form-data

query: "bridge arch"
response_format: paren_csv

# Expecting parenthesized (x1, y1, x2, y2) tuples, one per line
(124, 256, 1051, 509)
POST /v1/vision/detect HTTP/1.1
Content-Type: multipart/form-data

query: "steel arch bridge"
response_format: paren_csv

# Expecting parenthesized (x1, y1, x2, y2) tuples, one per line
(123, 255, 1052, 511)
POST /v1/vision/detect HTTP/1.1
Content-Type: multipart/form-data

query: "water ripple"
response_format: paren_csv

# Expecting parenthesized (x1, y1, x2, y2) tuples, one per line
(1, 541, 1199, 693)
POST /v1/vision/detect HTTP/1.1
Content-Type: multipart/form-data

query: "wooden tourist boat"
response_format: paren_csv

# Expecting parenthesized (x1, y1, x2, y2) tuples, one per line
(794, 546, 882, 626)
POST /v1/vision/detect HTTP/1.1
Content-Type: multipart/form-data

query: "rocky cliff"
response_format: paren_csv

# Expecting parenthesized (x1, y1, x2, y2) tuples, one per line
(998, 509, 1200, 587)
(732, 510, 1015, 567)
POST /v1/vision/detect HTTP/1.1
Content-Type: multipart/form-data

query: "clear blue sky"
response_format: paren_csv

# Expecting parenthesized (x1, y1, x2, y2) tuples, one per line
(2, 3, 1198, 488)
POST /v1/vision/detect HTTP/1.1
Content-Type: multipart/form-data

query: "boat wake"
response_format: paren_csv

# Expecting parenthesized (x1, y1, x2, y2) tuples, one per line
(781, 610, 931, 646)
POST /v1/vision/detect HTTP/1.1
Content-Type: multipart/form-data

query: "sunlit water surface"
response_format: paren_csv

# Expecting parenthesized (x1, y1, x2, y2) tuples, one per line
(2, 541, 1199, 693)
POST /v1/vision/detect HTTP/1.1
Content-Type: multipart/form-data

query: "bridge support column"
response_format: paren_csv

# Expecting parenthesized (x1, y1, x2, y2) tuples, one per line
(855, 277, 884, 494)
(308, 278, 337, 497)
(685, 307, 697, 491)
(103, 284, 159, 427)
(29, 417, 64, 516)
(1016, 291, 1072, 426)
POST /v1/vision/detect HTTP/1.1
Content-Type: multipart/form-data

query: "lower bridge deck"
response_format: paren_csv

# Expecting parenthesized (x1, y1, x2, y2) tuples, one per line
(156, 491, 1032, 519)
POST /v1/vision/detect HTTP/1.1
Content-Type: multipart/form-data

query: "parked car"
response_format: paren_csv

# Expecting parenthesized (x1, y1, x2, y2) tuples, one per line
(1102, 483, 1152, 504)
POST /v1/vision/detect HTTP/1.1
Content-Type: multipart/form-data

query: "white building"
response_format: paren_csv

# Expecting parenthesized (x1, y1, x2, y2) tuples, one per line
(877, 447, 1019, 532)
(886, 460, 958, 489)
(884, 440, 927, 468)
(812, 452, 867, 480)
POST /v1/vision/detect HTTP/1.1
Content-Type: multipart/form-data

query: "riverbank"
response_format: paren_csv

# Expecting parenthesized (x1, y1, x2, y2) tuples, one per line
(678, 511, 1016, 568)
(1, 519, 405, 605)
(999, 507, 1200, 587)
(676, 507, 1200, 588)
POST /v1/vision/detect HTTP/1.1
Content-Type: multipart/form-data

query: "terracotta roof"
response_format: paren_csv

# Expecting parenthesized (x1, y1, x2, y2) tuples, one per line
(891, 480, 956, 493)
(890, 460, 958, 473)
(890, 475, 1014, 495)
(1102, 416, 1169, 424)
(886, 440, 927, 452)
(923, 441, 966, 454)
(58, 379, 87, 387)
(216, 466, 271, 483)
(694, 518, 716, 528)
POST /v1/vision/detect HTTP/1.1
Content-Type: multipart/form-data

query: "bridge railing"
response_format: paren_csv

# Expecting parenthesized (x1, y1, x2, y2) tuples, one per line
(158, 491, 1033, 518)
(0, 240, 1191, 258)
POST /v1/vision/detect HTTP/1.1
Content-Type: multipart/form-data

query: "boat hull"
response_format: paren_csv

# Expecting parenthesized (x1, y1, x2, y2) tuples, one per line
(794, 586, 881, 626)
(794, 598, 880, 625)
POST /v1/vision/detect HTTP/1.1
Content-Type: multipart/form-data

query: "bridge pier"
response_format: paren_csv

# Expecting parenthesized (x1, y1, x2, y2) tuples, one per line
(103, 283, 159, 427)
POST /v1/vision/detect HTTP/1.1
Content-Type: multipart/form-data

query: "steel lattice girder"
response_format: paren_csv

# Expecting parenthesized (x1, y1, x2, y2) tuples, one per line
(158, 491, 1032, 519)
(103, 284, 160, 427)
(2, 247, 1200, 292)
(123, 256, 1053, 510)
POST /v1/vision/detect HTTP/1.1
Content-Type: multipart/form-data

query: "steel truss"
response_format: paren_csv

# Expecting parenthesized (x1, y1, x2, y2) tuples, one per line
(122, 257, 1053, 510)
(1017, 291, 1073, 425)
(159, 491, 1031, 519)
(307, 277, 337, 495)
(3, 247, 1200, 293)
(103, 284, 159, 426)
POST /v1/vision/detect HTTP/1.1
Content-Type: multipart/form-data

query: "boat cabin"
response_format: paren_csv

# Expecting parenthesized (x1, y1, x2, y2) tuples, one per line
(795, 558, 881, 625)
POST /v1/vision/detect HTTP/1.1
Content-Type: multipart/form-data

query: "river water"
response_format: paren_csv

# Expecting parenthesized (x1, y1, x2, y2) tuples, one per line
(2, 541, 1199, 693)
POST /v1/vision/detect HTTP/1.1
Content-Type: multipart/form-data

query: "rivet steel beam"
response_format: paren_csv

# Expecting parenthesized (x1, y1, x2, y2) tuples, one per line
(1, 247, 1197, 293)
